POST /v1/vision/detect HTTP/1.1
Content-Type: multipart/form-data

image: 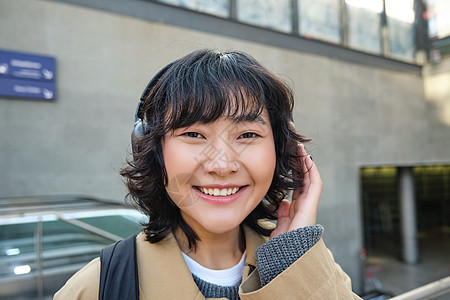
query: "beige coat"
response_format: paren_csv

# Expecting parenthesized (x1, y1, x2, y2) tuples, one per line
(55, 225, 361, 299)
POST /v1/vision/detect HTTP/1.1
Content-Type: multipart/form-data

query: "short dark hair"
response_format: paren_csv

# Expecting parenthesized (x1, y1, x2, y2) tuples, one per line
(121, 49, 309, 248)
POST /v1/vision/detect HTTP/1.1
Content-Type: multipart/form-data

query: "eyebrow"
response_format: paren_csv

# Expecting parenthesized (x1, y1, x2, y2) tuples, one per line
(255, 116, 267, 125)
(235, 114, 268, 126)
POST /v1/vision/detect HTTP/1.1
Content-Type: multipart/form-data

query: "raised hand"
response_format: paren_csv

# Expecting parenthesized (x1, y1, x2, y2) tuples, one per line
(270, 144, 322, 239)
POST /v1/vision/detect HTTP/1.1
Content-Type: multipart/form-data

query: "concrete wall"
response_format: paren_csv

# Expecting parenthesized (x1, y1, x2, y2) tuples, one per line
(1, 0, 449, 292)
(423, 58, 450, 158)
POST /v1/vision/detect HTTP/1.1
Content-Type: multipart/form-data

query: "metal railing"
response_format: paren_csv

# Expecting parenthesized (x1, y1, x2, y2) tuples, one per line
(390, 276, 450, 300)
(33, 213, 121, 300)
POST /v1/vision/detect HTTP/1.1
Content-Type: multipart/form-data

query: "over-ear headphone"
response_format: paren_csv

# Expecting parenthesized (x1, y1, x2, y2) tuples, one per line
(131, 62, 174, 154)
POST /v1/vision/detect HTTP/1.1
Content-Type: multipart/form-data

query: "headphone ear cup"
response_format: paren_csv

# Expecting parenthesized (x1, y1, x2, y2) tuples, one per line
(131, 61, 176, 158)
(131, 119, 145, 157)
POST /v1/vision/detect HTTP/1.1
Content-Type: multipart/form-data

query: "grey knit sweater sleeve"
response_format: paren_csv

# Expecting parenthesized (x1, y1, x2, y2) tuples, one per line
(254, 224, 324, 287)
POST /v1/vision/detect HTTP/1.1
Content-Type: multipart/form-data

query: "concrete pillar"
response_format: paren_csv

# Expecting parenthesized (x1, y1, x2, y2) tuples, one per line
(399, 167, 419, 264)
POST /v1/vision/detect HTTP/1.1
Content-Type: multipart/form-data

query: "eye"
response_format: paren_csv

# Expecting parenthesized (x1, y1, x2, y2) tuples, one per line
(238, 132, 261, 139)
(182, 132, 205, 139)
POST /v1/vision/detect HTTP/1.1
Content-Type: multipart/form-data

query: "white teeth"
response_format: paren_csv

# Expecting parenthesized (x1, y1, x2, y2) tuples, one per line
(199, 187, 241, 197)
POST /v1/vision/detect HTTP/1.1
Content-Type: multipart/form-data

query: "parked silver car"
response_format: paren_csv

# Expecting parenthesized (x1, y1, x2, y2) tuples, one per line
(0, 195, 145, 300)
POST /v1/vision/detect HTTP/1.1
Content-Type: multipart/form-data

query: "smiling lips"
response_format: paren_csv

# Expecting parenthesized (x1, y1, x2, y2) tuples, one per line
(193, 185, 248, 204)
(196, 186, 241, 197)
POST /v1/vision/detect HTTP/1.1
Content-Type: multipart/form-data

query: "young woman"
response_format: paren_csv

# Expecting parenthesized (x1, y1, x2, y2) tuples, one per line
(55, 49, 361, 299)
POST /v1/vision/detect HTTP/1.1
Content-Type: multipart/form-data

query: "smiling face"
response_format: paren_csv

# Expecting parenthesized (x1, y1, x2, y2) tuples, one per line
(162, 109, 276, 236)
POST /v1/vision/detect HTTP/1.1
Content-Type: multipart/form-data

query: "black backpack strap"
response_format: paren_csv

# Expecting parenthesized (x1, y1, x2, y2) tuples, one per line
(99, 234, 139, 300)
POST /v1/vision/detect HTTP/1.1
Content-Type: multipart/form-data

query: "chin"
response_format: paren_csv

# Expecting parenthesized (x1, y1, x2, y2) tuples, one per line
(199, 217, 243, 235)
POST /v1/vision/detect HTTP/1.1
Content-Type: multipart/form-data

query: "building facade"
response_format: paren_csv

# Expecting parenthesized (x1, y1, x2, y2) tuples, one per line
(1, 0, 450, 293)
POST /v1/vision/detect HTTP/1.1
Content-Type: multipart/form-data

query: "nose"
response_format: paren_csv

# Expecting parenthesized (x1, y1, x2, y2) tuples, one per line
(200, 141, 238, 177)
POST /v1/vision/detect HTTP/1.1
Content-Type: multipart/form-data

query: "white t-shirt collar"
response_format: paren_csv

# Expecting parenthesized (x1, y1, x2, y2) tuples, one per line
(181, 250, 247, 287)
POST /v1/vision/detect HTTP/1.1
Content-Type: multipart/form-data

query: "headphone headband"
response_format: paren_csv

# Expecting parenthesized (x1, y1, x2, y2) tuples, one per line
(135, 61, 175, 122)
(132, 61, 175, 155)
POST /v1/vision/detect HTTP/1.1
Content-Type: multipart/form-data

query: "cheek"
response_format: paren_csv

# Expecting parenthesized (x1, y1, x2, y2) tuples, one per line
(163, 142, 199, 207)
(162, 142, 179, 177)
(243, 142, 277, 187)
(163, 141, 196, 177)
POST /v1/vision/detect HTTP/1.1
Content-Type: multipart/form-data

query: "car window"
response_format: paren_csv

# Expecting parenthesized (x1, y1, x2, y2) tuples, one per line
(0, 209, 145, 299)
(77, 215, 143, 238)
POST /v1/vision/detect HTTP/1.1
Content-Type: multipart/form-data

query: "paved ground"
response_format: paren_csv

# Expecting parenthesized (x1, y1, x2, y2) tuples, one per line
(364, 227, 450, 298)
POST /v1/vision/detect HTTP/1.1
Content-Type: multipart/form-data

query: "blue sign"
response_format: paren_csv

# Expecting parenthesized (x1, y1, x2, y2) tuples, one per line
(0, 49, 56, 100)
(0, 78, 55, 100)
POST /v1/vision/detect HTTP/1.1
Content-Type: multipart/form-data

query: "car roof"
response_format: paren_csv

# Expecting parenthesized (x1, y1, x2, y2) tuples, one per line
(0, 195, 134, 217)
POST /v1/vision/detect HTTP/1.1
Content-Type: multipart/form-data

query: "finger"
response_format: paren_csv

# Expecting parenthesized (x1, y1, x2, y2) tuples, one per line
(292, 144, 310, 200)
(298, 144, 311, 186)
(298, 144, 308, 173)
(288, 155, 322, 229)
(277, 199, 290, 219)
(271, 200, 291, 239)
(305, 155, 321, 184)
(303, 165, 312, 190)
(291, 155, 319, 219)
(293, 144, 309, 195)
(304, 155, 322, 199)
